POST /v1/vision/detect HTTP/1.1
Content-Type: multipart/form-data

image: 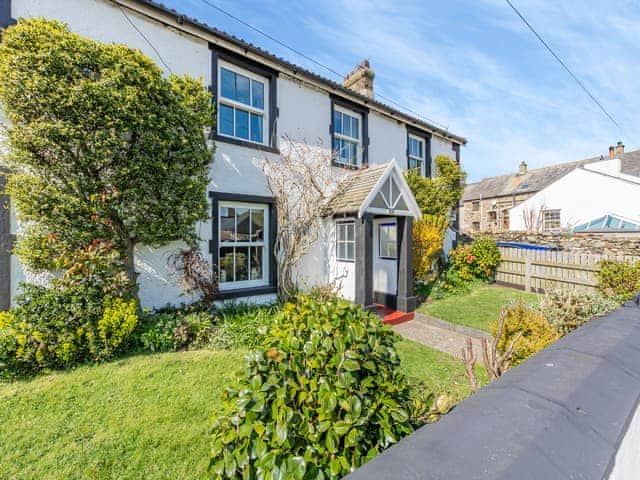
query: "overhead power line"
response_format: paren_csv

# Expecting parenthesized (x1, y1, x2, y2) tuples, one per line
(197, 0, 450, 131)
(505, 0, 623, 133)
(119, 5, 173, 74)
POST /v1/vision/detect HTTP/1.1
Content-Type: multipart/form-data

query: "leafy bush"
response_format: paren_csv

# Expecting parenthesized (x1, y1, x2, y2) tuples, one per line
(0, 284, 105, 374)
(426, 269, 476, 300)
(137, 307, 214, 353)
(209, 303, 277, 351)
(493, 301, 559, 365)
(210, 296, 416, 479)
(597, 259, 640, 301)
(541, 289, 619, 335)
(450, 236, 501, 282)
(98, 297, 139, 357)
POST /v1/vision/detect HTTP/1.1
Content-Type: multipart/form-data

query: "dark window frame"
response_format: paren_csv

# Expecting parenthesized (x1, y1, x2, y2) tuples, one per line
(330, 95, 369, 169)
(406, 126, 432, 177)
(211, 46, 279, 153)
(209, 192, 278, 299)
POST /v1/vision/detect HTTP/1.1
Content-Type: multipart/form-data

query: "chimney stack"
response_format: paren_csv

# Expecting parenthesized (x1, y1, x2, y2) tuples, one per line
(343, 60, 375, 99)
(615, 141, 625, 156)
(609, 145, 615, 159)
(518, 161, 528, 176)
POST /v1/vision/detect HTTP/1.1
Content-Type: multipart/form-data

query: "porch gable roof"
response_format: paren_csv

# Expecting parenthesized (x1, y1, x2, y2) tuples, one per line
(324, 161, 422, 219)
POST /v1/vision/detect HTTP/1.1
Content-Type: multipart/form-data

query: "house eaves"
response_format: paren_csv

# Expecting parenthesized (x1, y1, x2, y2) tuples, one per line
(113, 0, 467, 146)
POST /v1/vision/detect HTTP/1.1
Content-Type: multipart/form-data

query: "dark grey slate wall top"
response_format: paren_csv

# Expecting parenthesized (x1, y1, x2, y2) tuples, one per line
(346, 296, 640, 480)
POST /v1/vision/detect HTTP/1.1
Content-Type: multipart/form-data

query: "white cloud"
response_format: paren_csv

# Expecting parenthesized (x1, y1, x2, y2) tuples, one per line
(302, 0, 640, 181)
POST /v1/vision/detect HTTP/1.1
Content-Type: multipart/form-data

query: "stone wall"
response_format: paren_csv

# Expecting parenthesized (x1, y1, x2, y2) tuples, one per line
(480, 231, 640, 256)
(459, 192, 533, 234)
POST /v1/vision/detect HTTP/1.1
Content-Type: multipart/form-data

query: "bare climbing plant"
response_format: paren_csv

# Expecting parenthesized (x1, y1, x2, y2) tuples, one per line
(168, 247, 218, 309)
(261, 137, 340, 300)
(462, 309, 523, 391)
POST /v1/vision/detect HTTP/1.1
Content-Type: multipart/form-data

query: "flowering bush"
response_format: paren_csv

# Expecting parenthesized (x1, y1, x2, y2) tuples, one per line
(449, 236, 501, 282)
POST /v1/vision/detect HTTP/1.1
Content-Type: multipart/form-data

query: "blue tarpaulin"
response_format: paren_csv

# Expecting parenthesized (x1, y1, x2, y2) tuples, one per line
(496, 241, 555, 251)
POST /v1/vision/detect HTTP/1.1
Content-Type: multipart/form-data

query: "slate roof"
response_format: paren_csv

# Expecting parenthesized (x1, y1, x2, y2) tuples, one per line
(128, 0, 466, 145)
(463, 149, 640, 202)
(324, 164, 388, 215)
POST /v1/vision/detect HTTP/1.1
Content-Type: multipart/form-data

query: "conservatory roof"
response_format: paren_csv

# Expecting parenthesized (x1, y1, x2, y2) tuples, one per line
(573, 214, 640, 232)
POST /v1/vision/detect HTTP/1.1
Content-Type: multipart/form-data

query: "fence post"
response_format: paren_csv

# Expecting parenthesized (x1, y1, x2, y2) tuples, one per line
(524, 251, 532, 292)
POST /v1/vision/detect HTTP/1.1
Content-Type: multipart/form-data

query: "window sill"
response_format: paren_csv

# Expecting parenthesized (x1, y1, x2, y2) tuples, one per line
(336, 259, 355, 263)
(332, 161, 361, 170)
(215, 134, 280, 154)
(216, 285, 278, 300)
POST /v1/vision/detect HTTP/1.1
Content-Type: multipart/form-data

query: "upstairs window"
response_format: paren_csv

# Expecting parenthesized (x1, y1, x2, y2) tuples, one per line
(408, 135, 425, 174)
(543, 209, 561, 230)
(472, 200, 480, 211)
(333, 107, 361, 167)
(218, 63, 268, 145)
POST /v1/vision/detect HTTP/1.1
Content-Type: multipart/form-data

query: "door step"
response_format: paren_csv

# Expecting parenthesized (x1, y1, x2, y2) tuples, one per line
(375, 304, 414, 325)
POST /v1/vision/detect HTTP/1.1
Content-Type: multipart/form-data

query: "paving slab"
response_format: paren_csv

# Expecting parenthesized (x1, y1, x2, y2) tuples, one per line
(392, 313, 487, 359)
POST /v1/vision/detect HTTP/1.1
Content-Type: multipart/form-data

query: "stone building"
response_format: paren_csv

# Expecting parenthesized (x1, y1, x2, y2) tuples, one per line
(460, 143, 640, 233)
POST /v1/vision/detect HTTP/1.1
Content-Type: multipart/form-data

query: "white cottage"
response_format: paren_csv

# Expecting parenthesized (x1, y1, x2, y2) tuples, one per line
(0, 0, 467, 314)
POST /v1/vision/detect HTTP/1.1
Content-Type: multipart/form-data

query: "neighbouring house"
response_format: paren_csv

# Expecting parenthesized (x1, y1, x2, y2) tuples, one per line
(0, 0, 466, 313)
(509, 155, 640, 232)
(460, 143, 640, 233)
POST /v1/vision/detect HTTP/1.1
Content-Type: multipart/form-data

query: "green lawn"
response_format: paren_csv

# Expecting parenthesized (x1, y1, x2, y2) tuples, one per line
(0, 342, 474, 479)
(420, 284, 540, 332)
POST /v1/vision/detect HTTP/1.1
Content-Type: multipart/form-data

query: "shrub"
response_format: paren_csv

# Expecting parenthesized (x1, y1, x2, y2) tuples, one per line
(597, 259, 640, 301)
(413, 215, 448, 281)
(449, 244, 475, 282)
(137, 306, 214, 353)
(427, 269, 475, 300)
(469, 236, 501, 280)
(541, 289, 619, 335)
(98, 297, 139, 357)
(450, 236, 501, 282)
(209, 303, 277, 350)
(0, 284, 105, 374)
(210, 296, 416, 479)
(493, 301, 559, 365)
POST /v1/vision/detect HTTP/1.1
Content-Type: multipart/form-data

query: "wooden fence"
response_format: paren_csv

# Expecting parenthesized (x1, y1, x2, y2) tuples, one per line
(495, 246, 640, 293)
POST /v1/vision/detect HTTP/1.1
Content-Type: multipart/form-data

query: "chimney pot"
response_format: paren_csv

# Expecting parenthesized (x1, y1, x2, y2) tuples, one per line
(609, 146, 615, 159)
(615, 141, 625, 156)
(343, 60, 375, 99)
(518, 161, 528, 175)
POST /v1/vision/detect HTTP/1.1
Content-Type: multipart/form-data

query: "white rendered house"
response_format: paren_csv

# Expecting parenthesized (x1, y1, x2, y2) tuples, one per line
(0, 0, 466, 313)
(509, 158, 640, 232)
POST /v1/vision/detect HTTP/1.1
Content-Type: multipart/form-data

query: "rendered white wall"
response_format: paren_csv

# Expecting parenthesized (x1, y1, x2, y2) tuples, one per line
(609, 403, 640, 480)
(509, 167, 640, 231)
(369, 112, 406, 168)
(6, 0, 459, 309)
(14, 0, 210, 81)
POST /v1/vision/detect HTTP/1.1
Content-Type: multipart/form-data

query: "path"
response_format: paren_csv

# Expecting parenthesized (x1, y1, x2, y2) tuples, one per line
(393, 313, 490, 360)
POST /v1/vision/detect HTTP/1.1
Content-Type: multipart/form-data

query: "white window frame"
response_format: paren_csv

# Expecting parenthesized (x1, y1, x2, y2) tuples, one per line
(408, 134, 426, 176)
(218, 201, 269, 290)
(333, 106, 362, 167)
(336, 220, 355, 262)
(217, 60, 269, 146)
(378, 222, 397, 260)
(543, 209, 561, 231)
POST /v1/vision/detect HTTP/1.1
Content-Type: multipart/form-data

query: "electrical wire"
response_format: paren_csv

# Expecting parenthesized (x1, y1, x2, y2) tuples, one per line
(119, 5, 173, 74)
(505, 0, 623, 133)
(197, 0, 450, 131)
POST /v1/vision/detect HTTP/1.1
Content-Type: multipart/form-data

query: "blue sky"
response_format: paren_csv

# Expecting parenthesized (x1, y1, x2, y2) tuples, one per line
(163, 0, 640, 182)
